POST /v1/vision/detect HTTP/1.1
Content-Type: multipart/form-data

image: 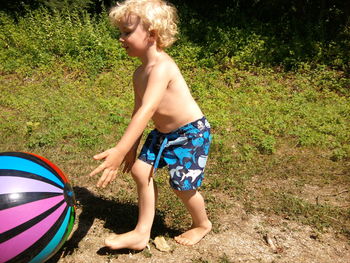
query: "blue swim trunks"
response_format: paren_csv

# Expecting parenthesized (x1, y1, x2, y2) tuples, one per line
(138, 116, 212, 191)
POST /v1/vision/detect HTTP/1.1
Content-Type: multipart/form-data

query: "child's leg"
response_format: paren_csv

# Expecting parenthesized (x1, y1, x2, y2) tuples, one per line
(104, 159, 156, 250)
(173, 189, 212, 246)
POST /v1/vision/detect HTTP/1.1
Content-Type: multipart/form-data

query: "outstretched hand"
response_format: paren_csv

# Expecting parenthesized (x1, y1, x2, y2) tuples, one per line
(89, 147, 124, 188)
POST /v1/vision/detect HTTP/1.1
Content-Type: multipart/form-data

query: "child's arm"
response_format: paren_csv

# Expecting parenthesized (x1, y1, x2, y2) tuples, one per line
(121, 97, 142, 173)
(89, 64, 169, 187)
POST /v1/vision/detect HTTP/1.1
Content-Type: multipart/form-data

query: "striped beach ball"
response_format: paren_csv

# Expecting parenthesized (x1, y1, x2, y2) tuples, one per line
(0, 152, 76, 263)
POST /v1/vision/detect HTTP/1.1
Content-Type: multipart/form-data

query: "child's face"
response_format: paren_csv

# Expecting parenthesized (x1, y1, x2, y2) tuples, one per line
(118, 15, 150, 57)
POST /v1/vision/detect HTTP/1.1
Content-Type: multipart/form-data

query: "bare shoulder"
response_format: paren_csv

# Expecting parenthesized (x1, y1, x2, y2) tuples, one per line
(133, 53, 184, 95)
(153, 55, 178, 75)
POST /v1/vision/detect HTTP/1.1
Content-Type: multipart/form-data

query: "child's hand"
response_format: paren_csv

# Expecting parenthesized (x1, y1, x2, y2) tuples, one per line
(89, 147, 123, 188)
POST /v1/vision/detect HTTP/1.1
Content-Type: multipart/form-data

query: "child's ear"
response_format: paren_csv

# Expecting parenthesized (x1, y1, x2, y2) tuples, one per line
(148, 30, 157, 42)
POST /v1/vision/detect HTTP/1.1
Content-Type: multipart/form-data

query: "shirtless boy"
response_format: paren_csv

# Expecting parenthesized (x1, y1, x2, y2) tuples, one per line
(90, 0, 212, 250)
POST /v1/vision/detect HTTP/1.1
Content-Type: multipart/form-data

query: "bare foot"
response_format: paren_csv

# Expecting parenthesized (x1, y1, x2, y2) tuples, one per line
(104, 230, 150, 250)
(175, 221, 212, 246)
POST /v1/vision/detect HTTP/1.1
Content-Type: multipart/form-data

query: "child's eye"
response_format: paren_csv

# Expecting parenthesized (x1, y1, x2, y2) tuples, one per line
(122, 31, 131, 37)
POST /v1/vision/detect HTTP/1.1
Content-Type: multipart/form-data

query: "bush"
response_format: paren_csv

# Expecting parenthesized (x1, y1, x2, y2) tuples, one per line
(172, 1, 350, 72)
(0, 7, 123, 75)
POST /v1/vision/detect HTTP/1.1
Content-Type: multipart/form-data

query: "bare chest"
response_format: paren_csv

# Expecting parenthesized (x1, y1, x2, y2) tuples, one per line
(134, 76, 149, 102)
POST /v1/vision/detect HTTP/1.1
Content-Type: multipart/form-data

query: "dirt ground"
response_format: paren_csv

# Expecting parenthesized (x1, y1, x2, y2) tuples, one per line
(47, 186, 350, 263)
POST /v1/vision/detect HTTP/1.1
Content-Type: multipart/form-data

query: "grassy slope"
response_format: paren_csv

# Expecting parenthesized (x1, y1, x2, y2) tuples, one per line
(1, 62, 349, 236)
(0, 8, 349, 240)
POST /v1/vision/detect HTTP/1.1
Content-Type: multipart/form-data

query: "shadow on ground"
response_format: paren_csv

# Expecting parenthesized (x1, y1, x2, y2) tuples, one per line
(48, 186, 180, 262)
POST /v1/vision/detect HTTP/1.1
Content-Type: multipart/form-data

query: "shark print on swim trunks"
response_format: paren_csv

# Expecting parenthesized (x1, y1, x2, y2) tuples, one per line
(139, 116, 212, 191)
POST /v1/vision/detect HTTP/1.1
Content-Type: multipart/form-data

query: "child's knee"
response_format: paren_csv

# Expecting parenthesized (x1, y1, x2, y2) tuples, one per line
(131, 160, 153, 184)
(131, 163, 143, 182)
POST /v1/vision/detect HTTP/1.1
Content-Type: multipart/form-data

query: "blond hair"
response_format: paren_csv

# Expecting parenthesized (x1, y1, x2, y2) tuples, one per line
(109, 0, 178, 49)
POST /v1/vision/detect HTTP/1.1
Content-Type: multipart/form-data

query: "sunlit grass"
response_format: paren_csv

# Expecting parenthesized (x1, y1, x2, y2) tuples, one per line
(0, 7, 349, 237)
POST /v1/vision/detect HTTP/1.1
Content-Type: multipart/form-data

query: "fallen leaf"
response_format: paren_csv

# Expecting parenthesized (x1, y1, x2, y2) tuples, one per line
(154, 236, 171, 252)
(263, 234, 277, 253)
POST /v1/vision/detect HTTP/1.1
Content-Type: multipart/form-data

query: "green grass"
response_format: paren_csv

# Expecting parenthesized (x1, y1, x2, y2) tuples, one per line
(1, 62, 349, 235)
(0, 7, 349, 238)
